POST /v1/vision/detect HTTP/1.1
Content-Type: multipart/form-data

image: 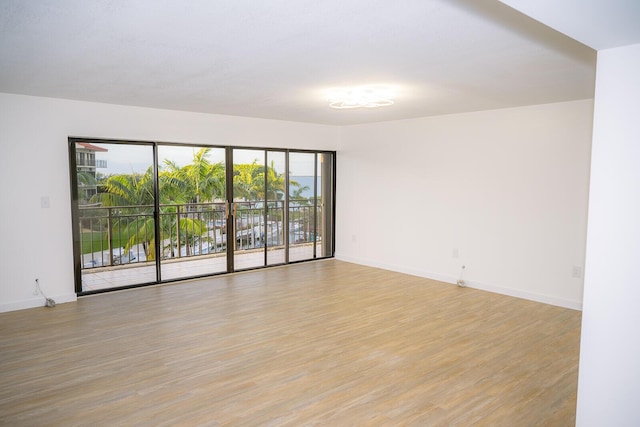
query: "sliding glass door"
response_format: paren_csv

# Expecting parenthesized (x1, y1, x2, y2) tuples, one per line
(73, 141, 158, 291)
(316, 152, 334, 259)
(70, 139, 335, 294)
(289, 152, 335, 262)
(289, 152, 315, 262)
(232, 148, 266, 270)
(231, 149, 289, 270)
(157, 145, 228, 281)
(266, 151, 287, 266)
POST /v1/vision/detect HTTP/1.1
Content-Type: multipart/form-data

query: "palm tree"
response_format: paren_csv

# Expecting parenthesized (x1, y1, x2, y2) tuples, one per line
(89, 167, 206, 261)
(164, 148, 225, 204)
(289, 181, 310, 204)
(160, 149, 224, 257)
(233, 160, 261, 201)
(158, 162, 189, 204)
(91, 168, 155, 208)
(77, 171, 99, 204)
(88, 168, 155, 260)
(252, 161, 284, 201)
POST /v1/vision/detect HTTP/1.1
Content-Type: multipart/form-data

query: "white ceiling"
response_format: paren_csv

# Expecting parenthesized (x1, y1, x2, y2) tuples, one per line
(499, 0, 640, 51)
(0, 0, 598, 126)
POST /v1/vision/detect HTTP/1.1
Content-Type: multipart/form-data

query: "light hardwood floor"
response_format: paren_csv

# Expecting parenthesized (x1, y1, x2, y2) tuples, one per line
(0, 260, 581, 426)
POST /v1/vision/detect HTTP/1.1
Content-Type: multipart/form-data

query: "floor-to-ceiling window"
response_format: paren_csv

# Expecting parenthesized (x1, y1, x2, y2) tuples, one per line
(69, 138, 335, 294)
(72, 141, 158, 290)
(157, 145, 228, 281)
(265, 150, 287, 266)
(231, 148, 267, 270)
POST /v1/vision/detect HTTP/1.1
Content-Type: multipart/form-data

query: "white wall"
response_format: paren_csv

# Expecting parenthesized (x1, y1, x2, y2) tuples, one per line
(0, 93, 339, 312)
(0, 93, 593, 313)
(336, 100, 593, 309)
(576, 43, 640, 426)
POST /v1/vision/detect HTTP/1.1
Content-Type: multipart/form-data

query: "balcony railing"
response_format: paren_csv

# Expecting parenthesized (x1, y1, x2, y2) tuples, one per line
(76, 158, 96, 167)
(79, 200, 320, 270)
(76, 158, 107, 168)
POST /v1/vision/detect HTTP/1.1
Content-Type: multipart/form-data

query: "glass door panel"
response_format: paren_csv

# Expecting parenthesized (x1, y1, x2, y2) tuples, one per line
(289, 152, 316, 262)
(317, 152, 335, 258)
(232, 149, 266, 270)
(266, 151, 286, 265)
(157, 146, 227, 281)
(76, 141, 157, 291)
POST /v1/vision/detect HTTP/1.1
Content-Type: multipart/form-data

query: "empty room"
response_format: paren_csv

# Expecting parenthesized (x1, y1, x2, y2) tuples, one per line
(1, 1, 639, 425)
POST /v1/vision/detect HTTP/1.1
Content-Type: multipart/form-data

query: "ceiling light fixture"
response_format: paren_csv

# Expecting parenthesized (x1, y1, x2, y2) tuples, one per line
(327, 85, 395, 109)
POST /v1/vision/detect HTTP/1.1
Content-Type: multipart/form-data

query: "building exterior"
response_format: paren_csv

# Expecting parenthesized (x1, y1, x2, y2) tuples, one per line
(76, 142, 107, 203)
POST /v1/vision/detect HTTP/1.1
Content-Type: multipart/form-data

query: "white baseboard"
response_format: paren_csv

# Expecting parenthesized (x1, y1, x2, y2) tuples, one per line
(334, 254, 582, 311)
(0, 293, 77, 313)
(464, 279, 582, 310)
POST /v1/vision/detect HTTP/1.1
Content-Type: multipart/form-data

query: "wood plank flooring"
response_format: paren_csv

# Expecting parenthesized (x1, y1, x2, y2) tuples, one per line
(0, 260, 581, 426)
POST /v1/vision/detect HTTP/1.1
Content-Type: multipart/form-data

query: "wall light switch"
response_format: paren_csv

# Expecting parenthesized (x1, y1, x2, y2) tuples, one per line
(452, 248, 459, 258)
(572, 265, 583, 279)
(41, 196, 50, 208)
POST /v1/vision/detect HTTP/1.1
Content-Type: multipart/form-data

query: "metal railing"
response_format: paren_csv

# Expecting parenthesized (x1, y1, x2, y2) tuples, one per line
(79, 200, 320, 270)
(76, 158, 95, 167)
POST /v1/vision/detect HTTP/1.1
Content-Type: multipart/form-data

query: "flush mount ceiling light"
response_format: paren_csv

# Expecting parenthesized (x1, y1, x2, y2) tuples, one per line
(327, 85, 395, 109)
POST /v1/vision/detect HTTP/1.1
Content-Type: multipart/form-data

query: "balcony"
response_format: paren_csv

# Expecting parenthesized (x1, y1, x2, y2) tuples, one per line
(76, 158, 107, 168)
(79, 201, 321, 291)
(76, 158, 96, 167)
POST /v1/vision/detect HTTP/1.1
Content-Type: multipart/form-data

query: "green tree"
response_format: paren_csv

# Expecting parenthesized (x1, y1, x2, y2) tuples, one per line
(158, 148, 224, 257)
(89, 167, 206, 261)
(235, 160, 306, 202)
(254, 161, 285, 200)
(163, 148, 225, 204)
(91, 168, 155, 207)
(289, 182, 310, 204)
(233, 160, 261, 201)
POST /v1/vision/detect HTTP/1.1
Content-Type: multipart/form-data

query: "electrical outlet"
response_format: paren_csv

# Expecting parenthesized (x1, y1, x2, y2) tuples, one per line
(457, 265, 466, 287)
(33, 279, 39, 296)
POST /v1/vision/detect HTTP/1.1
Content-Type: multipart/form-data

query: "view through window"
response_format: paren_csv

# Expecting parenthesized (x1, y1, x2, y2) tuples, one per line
(70, 139, 335, 294)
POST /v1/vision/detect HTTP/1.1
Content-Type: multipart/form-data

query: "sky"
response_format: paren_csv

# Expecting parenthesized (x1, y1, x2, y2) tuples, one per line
(90, 142, 316, 176)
